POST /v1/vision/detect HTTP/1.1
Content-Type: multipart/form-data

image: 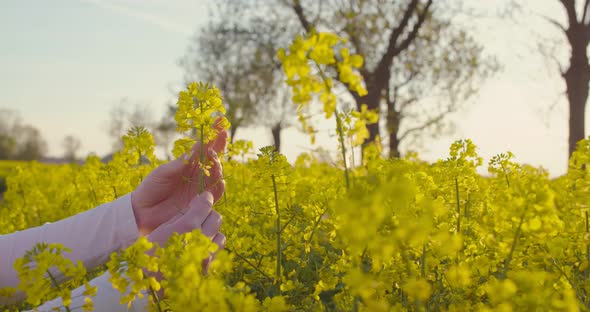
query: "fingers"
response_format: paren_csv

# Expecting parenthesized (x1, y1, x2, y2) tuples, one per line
(155, 118, 227, 180)
(201, 211, 222, 238)
(186, 130, 226, 164)
(212, 129, 228, 154)
(149, 153, 189, 179)
(211, 116, 229, 153)
(212, 232, 226, 251)
(213, 116, 223, 130)
(206, 149, 225, 202)
(171, 191, 214, 232)
(201, 232, 226, 273)
(187, 141, 203, 164)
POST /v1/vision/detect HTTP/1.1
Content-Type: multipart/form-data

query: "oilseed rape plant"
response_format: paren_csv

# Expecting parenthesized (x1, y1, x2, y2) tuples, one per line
(278, 31, 378, 189)
(276, 30, 377, 145)
(0, 33, 589, 312)
(174, 82, 230, 194)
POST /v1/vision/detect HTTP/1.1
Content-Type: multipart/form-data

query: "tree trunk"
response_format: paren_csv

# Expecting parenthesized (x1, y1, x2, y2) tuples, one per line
(271, 122, 282, 152)
(565, 25, 590, 159)
(386, 104, 401, 158)
(567, 75, 588, 158)
(357, 86, 382, 147)
(229, 124, 238, 144)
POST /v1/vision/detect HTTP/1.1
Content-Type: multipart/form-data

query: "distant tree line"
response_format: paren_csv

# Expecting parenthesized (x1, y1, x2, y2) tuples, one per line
(0, 109, 47, 161)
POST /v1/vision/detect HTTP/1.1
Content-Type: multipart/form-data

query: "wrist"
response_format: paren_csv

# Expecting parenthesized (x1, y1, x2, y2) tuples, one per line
(105, 193, 141, 250)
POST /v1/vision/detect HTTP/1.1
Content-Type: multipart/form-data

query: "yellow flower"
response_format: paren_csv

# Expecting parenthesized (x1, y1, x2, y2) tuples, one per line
(403, 278, 432, 302)
(445, 265, 471, 288)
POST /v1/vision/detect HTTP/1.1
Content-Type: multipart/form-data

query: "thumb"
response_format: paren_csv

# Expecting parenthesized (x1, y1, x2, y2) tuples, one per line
(212, 129, 228, 154)
(178, 191, 214, 225)
(147, 191, 214, 244)
(150, 152, 192, 179)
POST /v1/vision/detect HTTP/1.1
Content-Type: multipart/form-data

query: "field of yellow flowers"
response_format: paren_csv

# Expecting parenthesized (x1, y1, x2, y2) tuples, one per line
(2, 132, 590, 311)
(1, 31, 589, 311)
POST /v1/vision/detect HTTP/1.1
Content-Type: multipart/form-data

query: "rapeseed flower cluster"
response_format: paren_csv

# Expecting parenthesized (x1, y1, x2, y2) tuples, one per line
(173, 82, 230, 159)
(107, 237, 160, 307)
(13, 243, 96, 311)
(277, 31, 372, 147)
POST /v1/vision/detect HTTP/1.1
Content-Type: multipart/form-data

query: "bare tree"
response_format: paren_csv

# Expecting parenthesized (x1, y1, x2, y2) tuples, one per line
(107, 104, 128, 151)
(153, 104, 178, 160)
(0, 109, 47, 161)
(543, 0, 590, 158)
(13, 125, 47, 161)
(0, 109, 20, 159)
(106, 99, 155, 152)
(62, 135, 82, 162)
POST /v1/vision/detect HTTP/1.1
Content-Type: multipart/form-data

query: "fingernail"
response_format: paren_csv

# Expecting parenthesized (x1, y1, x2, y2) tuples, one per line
(185, 149, 194, 161)
(201, 191, 214, 204)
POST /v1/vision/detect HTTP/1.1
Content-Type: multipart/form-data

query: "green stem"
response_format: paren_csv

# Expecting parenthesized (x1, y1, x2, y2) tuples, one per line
(501, 164, 510, 187)
(455, 177, 461, 235)
(306, 204, 329, 245)
(350, 137, 355, 170)
(88, 178, 98, 206)
(47, 270, 71, 312)
(271, 174, 282, 293)
(335, 109, 350, 190)
(352, 296, 360, 312)
(502, 208, 527, 278)
(226, 247, 274, 282)
(149, 286, 163, 312)
(549, 257, 587, 306)
(199, 112, 205, 193)
(586, 211, 589, 279)
(314, 63, 350, 191)
(421, 244, 427, 278)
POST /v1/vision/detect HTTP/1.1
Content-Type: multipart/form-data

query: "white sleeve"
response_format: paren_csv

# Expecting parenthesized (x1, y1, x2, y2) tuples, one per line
(30, 271, 148, 312)
(0, 193, 139, 305)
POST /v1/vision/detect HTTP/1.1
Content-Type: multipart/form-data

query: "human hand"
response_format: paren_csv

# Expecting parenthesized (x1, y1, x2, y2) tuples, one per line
(146, 191, 226, 251)
(145, 191, 225, 298)
(130, 122, 228, 236)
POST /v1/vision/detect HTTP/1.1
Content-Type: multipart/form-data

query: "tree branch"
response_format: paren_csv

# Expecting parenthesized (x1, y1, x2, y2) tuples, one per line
(398, 97, 419, 113)
(339, 8, 365, 63)
(292, 0, 312, 32)
(398, 105, 452, 143)
(374, 0, 432, 92)
(559, 0, 578, 26)
(397, 70, 419, 90)
(583, 0, 590, 25)
(388, 0, 420, 56)
(386, 70, 417, 112)
(386, 84, 398, 113)
(391, 0, 433, 57)
(541, 14, 568, 34)
(374, 0, 420, 78)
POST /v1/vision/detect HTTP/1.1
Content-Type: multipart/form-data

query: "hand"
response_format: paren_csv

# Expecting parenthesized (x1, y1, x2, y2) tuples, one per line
(131, 123, 228, 235)
(147, 191, 226, 251)
(146, 191, 226, 298)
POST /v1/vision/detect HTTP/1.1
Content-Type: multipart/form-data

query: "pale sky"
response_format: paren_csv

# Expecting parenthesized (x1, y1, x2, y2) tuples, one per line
(0, 0, 579, 176)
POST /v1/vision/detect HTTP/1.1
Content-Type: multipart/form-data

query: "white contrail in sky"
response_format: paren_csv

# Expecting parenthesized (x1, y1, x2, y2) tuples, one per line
(77, 0, 193, 36)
